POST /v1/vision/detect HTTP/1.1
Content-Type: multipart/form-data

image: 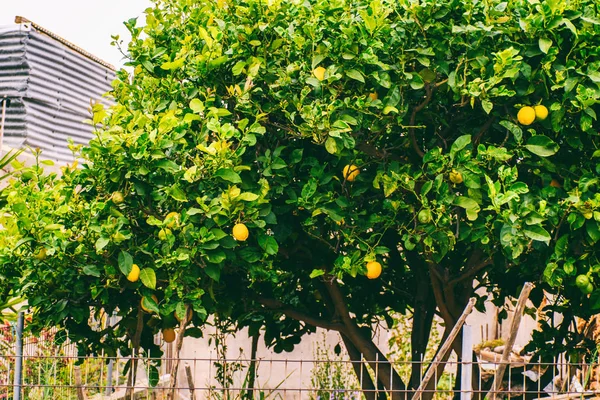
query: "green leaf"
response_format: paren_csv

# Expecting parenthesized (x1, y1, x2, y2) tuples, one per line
(325, 137, 338, 154)
(311, 54, 326, 69)
(525, 135, 559, 157)
(523, 225, 551, 244)
(190, 99, 204, 113)
(481, 99, 493, 114)
(237, 192, 259, 202)
(450, 135, 471, 156)
(214, 168, 242, 183)
(139, 268, 156, 289)
(142, 296, 159, 313)
(205, 264, 221, 281)
(258, 235, 279, 255)
(346, 69, 365, 83)
(309, 269, 325, 278)
(160, 57, 185, 70)
(586, 220, 600, 243)
(382, 106, 398, 115)
(82, 265, 101, 277)
(499, 120, 523, 143)
(453, 196, 480, 221)
(232, 61, 246, 76)
(95, 237, 109, 253)
(118, 251, 133, 275)
(539, 37, 552, 54)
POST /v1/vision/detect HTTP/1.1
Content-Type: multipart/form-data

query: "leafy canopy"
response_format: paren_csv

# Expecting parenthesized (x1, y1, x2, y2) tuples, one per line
(1, 0, 600, 375)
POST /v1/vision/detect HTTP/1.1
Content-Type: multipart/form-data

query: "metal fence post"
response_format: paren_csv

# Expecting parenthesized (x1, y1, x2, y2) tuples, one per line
(13, 311, 24, 400)
(460, 325, 473, 400)
(105, 312, 115, 396)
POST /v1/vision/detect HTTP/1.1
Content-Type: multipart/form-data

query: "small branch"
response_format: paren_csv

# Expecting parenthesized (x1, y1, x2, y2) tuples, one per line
(447, 256, 493, 287)
(408, 84, 435, 158)
(257, 297, 345, 332)
(473, 116, 495, 148)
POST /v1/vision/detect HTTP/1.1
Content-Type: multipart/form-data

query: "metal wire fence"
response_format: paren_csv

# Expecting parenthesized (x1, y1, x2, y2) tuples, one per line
(0, 318, 599, 399)
(0, 353, 599, 399)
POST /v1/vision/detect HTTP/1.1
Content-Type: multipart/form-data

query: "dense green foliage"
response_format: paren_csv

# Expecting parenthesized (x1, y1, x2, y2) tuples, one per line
(2, 0, 600, 393)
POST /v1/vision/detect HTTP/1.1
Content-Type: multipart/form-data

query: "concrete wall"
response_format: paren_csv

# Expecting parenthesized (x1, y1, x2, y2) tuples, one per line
(166, 294, 542, 399)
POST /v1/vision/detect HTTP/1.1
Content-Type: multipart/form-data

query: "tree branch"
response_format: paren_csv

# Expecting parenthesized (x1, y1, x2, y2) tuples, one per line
(409, 84, 435, 158)
(257, 297, 346, 332)
(447, 256, 493, 287)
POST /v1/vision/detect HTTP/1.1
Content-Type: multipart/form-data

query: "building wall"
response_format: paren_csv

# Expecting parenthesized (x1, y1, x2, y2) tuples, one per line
(0, 22, 115, 164)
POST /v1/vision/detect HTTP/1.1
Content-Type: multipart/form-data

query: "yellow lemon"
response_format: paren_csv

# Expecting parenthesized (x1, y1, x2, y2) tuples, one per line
(164, 212, 180, 229)
(343, 165, 360, 182)
(158, 228, 172, 241)
(127, 264, 140, 282)
(162, 328, 176, 343)
(449, 170, 463, 184)
(366, 261, 382, 280)
(517, 106, 536, 126)
(313, 66, 326, 81)
(111, 191, 125, 205)
(534, 105, 549, 121)
(233, 223, 249, 241)
(34, 248, 47, 261)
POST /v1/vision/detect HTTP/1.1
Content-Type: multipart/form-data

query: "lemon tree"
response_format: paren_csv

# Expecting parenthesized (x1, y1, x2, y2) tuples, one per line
(1, 0, 600, 397)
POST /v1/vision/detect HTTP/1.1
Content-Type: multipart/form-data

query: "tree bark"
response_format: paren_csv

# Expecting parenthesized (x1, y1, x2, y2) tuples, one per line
(408, 265, 436, 391)
(325, 279, 407, 398)
(243, 331, 260, 400)
(168, 305, 191, 400)
(126, 307, 144, 400)
(341, 333, 386, 400)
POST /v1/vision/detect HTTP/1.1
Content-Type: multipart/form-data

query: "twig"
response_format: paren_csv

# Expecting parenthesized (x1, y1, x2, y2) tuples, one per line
(409, 84, 435, 158)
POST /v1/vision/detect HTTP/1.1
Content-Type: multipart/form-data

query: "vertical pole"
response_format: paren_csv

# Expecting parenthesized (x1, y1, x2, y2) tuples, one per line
(461, 325, 473, 400)
(105, 313, 115, 396)
(13, 311, 24, 400)
(0, 97, 9, 154)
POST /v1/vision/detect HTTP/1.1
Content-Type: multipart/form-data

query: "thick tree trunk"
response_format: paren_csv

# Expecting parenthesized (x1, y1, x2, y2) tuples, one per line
(409, 267, 436, 391)
(243, 331, 260, 400)
(341, 333, 386, 400)
(325, 280, 406, 398)
(126, 308, 144, 400)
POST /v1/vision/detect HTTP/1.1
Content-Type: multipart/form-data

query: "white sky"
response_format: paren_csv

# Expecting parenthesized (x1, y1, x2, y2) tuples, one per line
(0, 0, 153, 68)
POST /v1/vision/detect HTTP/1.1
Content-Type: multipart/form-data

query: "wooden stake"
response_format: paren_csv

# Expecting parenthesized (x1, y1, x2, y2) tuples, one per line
(411, 298, 477, 400)
(74, 365, 85, 400)
(489, 282, 534, 400)
(185, 363, 196, 400)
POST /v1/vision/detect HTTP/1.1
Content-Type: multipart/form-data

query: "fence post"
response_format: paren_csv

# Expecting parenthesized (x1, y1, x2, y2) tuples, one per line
(105, 312, 115, 396)
(13, 311, 24, 400)
(0, 96, 9, 153)
(460, 325, 473, 400)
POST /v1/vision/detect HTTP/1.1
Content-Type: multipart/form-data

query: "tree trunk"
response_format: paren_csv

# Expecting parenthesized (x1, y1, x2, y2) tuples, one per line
(126, 308, 144, 400)
(243, 331, 260, 400)
(409, 267, 436, 391)
(168, 305, 191, 400)
(341, 333, 386, 400)
(325, 280, 406, 398)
